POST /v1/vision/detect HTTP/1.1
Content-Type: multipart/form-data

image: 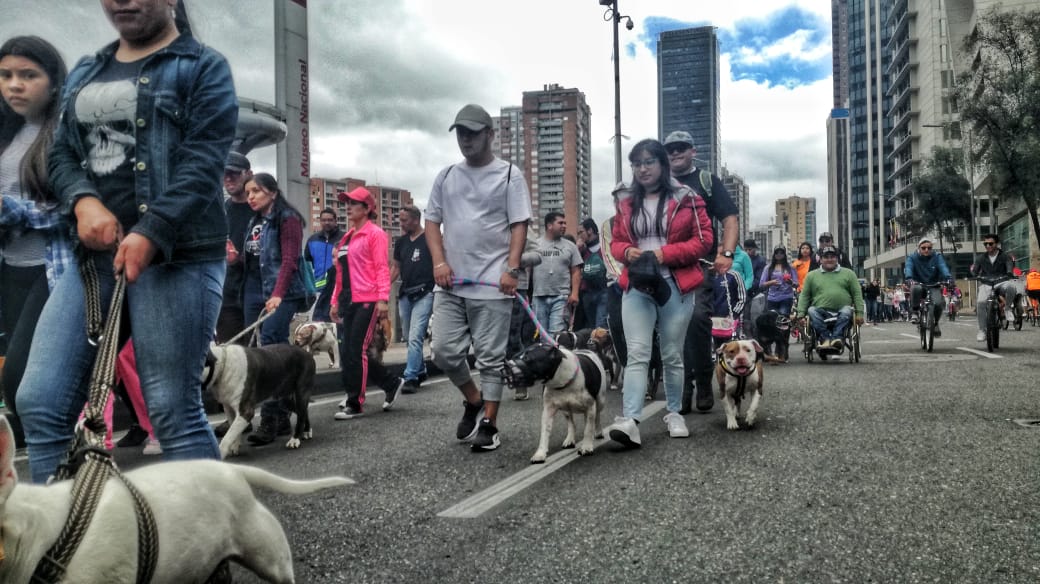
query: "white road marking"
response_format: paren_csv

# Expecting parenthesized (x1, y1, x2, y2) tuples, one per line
(899, 333, 919, 339)
(438, 400, 668, 519)
(956, 347, 1004, 359)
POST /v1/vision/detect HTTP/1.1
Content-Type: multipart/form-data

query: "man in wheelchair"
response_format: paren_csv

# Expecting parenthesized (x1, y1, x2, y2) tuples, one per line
(794, 246, 865, 351)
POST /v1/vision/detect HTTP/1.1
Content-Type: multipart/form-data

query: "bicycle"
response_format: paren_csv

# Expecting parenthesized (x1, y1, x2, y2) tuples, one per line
(974, 275, 1013, 353)
(912, 282, 943, 353)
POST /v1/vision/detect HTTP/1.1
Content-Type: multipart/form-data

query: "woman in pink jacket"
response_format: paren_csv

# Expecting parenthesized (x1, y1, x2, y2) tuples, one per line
(606, 138, 713, 447)
(330, 187, 404, 419)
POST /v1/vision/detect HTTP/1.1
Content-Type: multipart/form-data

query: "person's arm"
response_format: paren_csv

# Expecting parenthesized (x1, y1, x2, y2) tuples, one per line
(266, 215, 303, 312)
(499, 221, 527, 296)
(712, 214, 739, 274)
(658, 196, 713, 267)
(568, 264, 582, 308)
(851, 273, 865, 319)
(795, 274, 810, 317)
(610, 205, 639, 264)
(426, 220, 451, 289)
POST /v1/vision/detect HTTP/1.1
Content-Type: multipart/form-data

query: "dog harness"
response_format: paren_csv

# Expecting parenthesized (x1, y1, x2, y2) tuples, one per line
(719, 352, 763, 400)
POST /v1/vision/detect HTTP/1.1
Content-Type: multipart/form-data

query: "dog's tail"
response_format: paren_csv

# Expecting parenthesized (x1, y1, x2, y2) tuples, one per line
(234, 464, 355, 494)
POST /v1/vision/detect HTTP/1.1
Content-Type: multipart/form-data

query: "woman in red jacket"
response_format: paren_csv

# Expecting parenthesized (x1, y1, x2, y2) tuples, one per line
(606, 139, 713, 448)
(330, 187, 405, 419)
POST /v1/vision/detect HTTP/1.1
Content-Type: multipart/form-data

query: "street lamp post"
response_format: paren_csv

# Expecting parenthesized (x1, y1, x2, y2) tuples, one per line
(600, 0, 632, 184)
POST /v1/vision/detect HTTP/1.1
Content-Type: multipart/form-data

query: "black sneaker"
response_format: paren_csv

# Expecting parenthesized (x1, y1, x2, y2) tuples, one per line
(456, 400, 485, 441)
(116, 424, 149, 448)
(401, 379, 421, 394)
(213, 419, 253, 438)
(247, 415, 291, 445)
(383, 378, 405, 411)
(470, 418, 500, 451)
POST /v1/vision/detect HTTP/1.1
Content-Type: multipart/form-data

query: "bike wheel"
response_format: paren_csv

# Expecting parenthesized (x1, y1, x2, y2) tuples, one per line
(986, 306, 997, 352)
(924, 309, 934, 352)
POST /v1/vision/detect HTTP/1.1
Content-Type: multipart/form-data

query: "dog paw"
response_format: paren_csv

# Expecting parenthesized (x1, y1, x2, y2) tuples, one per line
(561, 440, 576, 449)
(745, 415, 757, 428)
(577, 443, 594, 456)
(285, 438, 301, 449)
(726, 419, 740, 431)
(302, 430, 313, 440)
(530, 451, 548, 464)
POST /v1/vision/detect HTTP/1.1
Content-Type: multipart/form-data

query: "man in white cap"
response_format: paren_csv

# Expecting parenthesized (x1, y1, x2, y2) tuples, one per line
(904, 237, 951, 336)
(425, 104, 533, 452)
(664, 130, 738, 414)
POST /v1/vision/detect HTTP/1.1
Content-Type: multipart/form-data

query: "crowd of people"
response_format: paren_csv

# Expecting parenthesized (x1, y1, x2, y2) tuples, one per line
(2, 1, 1038, 486)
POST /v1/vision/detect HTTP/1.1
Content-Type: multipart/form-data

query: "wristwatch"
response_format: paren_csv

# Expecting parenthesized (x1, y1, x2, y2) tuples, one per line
(506, 266, 522, 278)
(720, 250, 734, 259)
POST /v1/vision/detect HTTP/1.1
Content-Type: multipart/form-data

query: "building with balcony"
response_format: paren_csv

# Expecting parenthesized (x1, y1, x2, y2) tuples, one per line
(308, 177, 413, 253)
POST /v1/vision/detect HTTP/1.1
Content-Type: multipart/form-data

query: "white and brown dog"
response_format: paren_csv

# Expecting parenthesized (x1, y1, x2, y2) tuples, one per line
(715, 339, 765, 430)
(292, 321, 338, 368)
(503, 343, 608, 463)
(0, 416, 352, 583)
(203, 343, 316, 458)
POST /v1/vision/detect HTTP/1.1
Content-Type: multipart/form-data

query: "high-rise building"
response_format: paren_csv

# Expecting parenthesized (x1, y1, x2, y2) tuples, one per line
(775, 195, 817, 249)
(749, 223, 790, 255)
(827, 108, 852, 254)
(720, 167, 750, 242)
(493, 106, 524, 167)
(516, 84, 592, 236)
(658, 26, 722, 176)
(837, 0, 895, 279)
(308, 177, 413, 248)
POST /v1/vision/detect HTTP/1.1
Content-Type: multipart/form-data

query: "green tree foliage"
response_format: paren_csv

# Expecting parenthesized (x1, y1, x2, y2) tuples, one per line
(901, 146, 972, 252)
(954, 7, 1040, 244)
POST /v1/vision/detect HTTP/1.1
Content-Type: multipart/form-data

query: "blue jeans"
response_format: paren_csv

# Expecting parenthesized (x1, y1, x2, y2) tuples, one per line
(865, 298, 878, 322)
(582, 288, 609, 329)
(533, 295, 568, 335)
(807, 306, 853, 341)
(18, 255, 224, 483)
(398, 291, 433, 381)
(620, 279, 694, 420)
(243, 272, 303, 346)
(765, 297, 794, 316)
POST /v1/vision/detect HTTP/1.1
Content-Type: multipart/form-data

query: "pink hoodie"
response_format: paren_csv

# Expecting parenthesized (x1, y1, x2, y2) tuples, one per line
(330, 221, 391, 306)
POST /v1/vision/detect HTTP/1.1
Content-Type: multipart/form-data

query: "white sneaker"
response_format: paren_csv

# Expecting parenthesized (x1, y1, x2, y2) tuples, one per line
(142, 438, 162, 455)
(607, 416, 641, 448)
(663, 412, 689, 438)
(977, 331, 986, 342)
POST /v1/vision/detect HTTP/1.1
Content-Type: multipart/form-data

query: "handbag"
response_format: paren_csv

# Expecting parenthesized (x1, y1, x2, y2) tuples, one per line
(402, 282, 431, 302)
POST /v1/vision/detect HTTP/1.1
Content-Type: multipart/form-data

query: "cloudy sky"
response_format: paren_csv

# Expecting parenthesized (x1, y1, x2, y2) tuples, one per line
(2, 0, 835, 230)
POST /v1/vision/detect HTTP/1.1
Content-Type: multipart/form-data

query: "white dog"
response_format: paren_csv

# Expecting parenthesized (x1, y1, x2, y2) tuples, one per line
(715, 339, 766, 430)
(292, 322, 338, 368)
(0, 417, 352, 583)
(503, 344, 608, 463)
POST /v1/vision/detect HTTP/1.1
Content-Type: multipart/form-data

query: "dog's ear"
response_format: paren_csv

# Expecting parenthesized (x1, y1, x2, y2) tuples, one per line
(715, 343, 727, 355)
(750, 339, 764, 354)
(0, 416, 18, 501)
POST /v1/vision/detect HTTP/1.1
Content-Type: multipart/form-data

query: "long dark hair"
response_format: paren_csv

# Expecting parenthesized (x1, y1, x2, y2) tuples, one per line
(797, 241, 813, 259)
(627, 139, 679, 240)
(0, 36, 67, 203)
(248, 172, 306, 228)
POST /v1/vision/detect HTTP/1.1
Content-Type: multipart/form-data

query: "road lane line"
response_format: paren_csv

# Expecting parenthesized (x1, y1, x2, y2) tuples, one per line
(899, 333, 918, 339)
(956, 347, 1003, 359)
(438, 400, 668, 519)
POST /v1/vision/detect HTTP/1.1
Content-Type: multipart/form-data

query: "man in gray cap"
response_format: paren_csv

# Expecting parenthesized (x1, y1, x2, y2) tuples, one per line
(663, 130, 738, 414)
(426, 104, 533, 452)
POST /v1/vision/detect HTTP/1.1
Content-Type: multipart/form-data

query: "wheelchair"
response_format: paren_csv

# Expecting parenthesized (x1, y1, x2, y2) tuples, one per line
(801, 312, 861, 363)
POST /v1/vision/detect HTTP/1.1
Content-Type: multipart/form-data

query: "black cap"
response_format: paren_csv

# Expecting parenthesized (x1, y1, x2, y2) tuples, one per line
(820, 246, 838, 256)
(225, 151, 250, 172)
(743, 238, 758, 249)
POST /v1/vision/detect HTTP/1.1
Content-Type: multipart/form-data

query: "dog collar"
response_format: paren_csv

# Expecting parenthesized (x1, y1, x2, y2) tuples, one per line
(720, 358, 757, 379)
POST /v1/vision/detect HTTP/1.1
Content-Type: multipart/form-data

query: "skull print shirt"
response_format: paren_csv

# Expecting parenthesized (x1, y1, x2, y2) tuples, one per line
(74, 58, 142, 233)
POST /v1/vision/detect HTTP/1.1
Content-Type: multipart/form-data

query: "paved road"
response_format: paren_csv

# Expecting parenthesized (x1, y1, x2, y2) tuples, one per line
(12, 317, 1040, 583)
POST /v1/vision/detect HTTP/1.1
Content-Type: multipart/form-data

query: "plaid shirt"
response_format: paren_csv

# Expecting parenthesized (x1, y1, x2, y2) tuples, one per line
(0, 195, 75, 290)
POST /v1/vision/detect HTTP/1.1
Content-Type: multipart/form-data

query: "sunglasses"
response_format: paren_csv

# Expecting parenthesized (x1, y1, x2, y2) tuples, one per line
(920, 246, 933, 250)
(630, 159, 659, 169)
(665, 144, 691, 155)
(983, 242, 997, 246)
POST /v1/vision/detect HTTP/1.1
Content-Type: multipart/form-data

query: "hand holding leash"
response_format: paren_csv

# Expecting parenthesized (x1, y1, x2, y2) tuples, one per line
(74, 197, 122, 251)
(114, 233, 157, 283)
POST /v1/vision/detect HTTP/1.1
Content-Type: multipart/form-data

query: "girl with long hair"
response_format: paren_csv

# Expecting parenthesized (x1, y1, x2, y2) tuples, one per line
(0, 36, 68, 445)
(759, 246, 799, 315)
(791, 241, 817, 292)
(606, 139, 713, 447)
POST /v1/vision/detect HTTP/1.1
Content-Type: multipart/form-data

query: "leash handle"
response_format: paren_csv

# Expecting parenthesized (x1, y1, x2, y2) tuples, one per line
(450, 277, 557, 348)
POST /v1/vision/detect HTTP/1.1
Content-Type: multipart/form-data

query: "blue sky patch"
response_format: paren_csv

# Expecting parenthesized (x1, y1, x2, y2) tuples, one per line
(640, 6, 831, 88)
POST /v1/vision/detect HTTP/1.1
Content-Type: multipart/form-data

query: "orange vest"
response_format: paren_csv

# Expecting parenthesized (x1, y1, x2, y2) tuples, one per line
(1026, 271, 1040, 291)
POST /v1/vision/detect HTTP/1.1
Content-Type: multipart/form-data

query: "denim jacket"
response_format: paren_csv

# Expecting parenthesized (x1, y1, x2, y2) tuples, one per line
(48, 33, 237, 264)
(247, 208, 306, 301)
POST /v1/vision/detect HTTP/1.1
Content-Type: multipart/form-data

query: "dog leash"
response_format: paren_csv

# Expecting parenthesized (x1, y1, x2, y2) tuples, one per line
(450, 278, 557, 348)
(33, 257, 159, 584)
(221, 309, 274, 347)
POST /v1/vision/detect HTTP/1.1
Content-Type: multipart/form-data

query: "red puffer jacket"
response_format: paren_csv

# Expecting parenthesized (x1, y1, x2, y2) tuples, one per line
(610, 186, 714, 295)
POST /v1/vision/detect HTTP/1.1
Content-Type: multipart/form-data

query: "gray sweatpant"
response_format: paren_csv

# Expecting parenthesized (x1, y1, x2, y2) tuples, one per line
(430, 291, 513, 402)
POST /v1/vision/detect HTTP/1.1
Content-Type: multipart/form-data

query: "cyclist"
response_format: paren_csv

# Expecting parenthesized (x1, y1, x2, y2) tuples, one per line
(1026, 268, 1040, 317)
(969, 233, 1016, 342)
(795, 246, 865, 350)
(904, 237, 951, 336)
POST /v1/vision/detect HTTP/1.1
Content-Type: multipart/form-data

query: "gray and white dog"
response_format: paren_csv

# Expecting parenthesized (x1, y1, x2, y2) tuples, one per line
(503, 343, 608, 463)
(0, 416, 352, 583)
(203, 343, 316, 458)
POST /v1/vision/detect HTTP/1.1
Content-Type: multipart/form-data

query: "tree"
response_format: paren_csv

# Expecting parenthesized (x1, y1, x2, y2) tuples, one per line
(900, 146, 972, 253)
(953, 7, 1040, 246)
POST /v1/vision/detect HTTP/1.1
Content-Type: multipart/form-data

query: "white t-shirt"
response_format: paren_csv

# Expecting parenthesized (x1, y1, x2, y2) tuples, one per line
(427, 157, 532, 299)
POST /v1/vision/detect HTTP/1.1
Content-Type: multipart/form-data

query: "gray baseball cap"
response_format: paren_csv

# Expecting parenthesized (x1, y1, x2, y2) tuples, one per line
(664, 131, 694, 147)
(449, 104, 493, 132)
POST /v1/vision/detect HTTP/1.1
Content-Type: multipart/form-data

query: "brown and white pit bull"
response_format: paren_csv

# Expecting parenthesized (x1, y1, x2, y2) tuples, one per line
(715, 340, 765, 430)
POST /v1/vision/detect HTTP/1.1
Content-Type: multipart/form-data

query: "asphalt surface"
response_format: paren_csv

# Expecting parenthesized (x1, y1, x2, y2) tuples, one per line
(10, 316, 1040, 583)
